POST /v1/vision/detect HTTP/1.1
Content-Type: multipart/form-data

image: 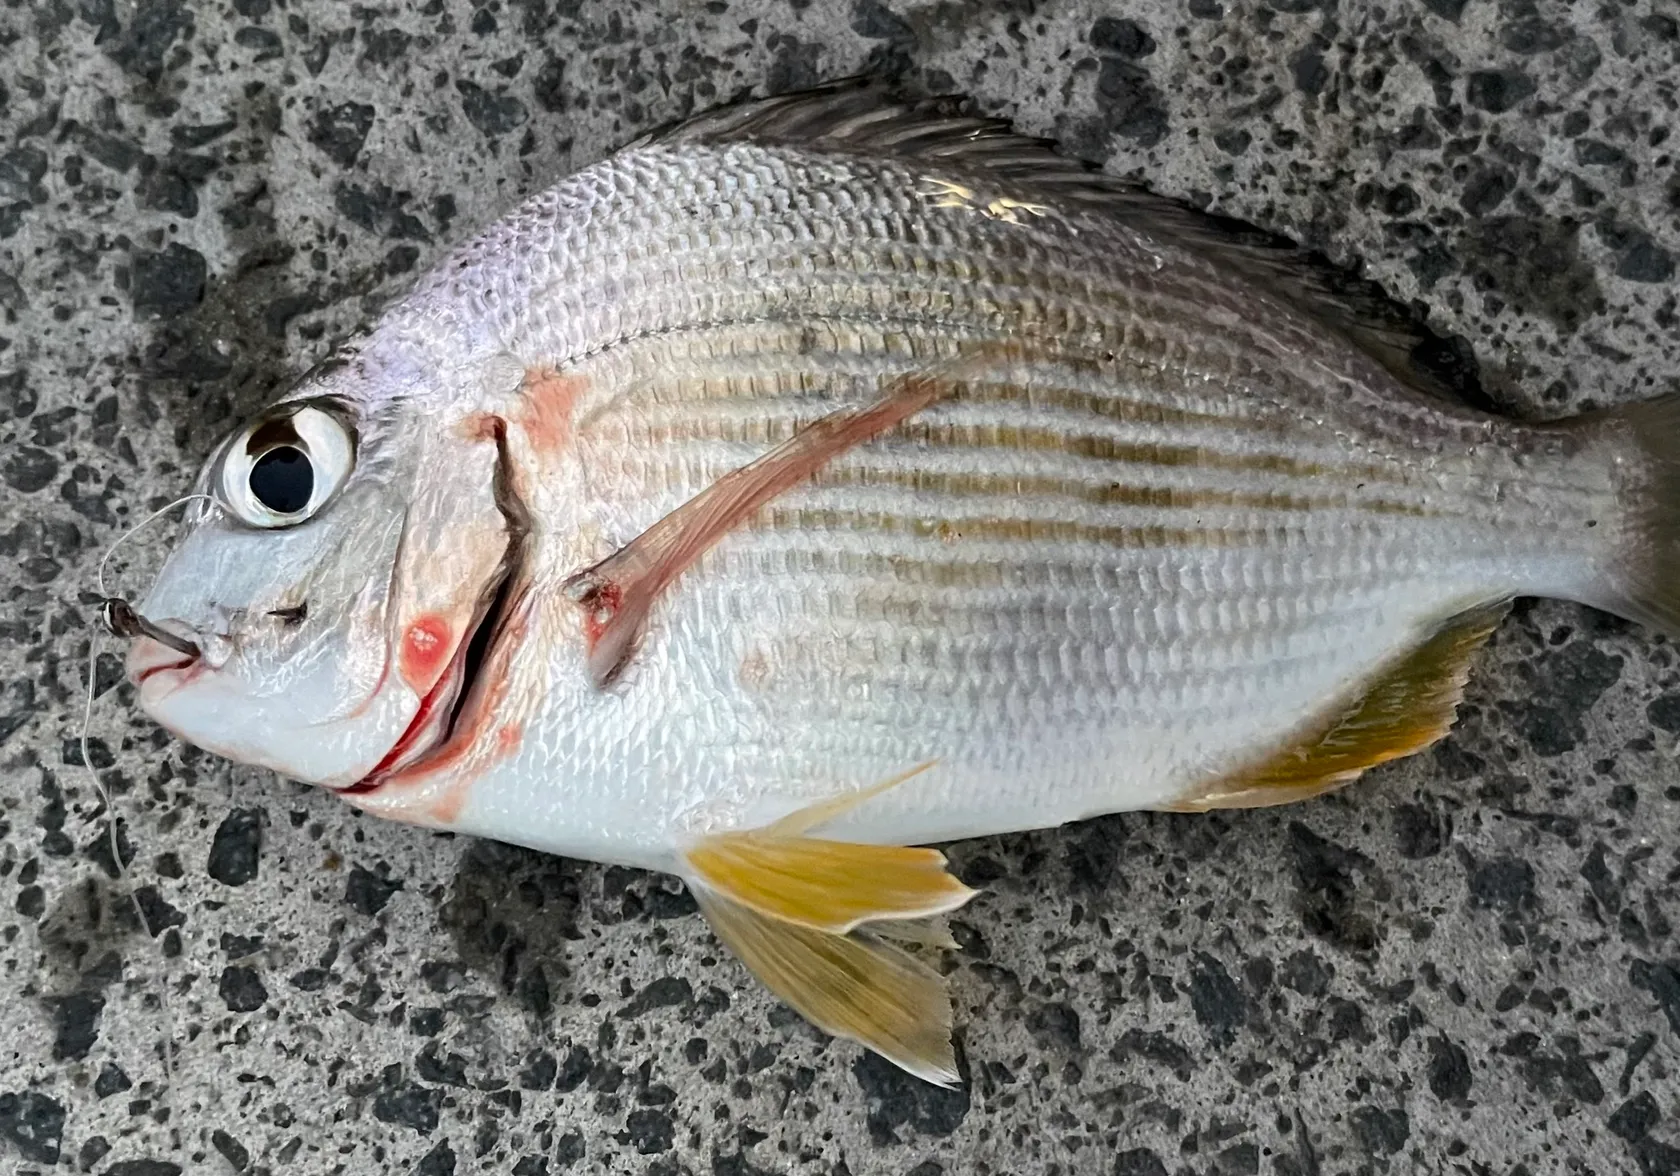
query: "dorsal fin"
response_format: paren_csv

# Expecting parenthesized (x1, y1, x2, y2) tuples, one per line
(640, 81, 1488, 409)
(643, 80, 1120, 195)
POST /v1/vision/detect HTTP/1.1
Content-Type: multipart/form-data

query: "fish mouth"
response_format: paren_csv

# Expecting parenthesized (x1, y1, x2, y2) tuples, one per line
(344, 418, 532, 793)
(133, 645, 199, 686)
(128, 620, 211, 695)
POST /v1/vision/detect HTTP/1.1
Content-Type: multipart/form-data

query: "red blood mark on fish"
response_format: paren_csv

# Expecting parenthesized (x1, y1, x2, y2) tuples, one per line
(133, 651, 197, 686)
(399, 615, 452, 693)
(518, 367, 586, 456)
(353, 670, 448, 787)
(414, 638, 527, 824)
(457, 412, 501, 443)
(580, 581, 623, 649)
(348, 589, 531, 823)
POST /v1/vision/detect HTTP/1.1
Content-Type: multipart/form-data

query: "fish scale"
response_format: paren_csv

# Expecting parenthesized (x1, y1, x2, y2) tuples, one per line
(126, 87, 1680, 1082)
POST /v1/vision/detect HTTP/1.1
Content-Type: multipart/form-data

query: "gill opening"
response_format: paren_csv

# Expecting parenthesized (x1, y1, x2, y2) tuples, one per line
(444, 416, 533, 738)
(344, 413, 534, 797)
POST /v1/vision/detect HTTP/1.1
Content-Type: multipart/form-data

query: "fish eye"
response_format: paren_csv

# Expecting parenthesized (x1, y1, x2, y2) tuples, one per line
(249, 446, 312, 513)
(219, 404, 356, 528)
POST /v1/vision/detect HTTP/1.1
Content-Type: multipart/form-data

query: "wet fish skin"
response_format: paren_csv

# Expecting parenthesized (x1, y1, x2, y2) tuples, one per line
(357, 123, 1608, 851)
(123, 87, 1680, 1083)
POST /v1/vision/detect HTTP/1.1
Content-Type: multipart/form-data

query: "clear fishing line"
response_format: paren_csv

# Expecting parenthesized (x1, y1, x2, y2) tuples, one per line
(78, 491, 218, 1140)
(95, 492, 218, 599)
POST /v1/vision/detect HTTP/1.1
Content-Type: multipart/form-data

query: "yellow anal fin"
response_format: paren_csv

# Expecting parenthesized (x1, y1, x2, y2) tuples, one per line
(1166, 599, 1512, 812)
(693, 887, 962, 1087)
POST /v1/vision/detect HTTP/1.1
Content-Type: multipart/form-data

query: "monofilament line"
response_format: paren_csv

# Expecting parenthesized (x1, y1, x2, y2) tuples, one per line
(95, 492, 219, 599)
(79, 491, 218, 1143)
(79, 629, 183, 1126)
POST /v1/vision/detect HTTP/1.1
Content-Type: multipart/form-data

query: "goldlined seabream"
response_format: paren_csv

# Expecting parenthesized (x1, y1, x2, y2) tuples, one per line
(122, 86, 1680, 1084)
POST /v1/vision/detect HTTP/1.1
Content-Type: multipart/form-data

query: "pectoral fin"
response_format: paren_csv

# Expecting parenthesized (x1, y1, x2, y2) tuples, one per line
(692, 887, 962, 1087)
(565, 350, 1018, 687)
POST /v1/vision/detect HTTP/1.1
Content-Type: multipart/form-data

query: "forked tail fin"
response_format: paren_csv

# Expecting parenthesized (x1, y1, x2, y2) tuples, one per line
(1590, 395, 1680, 637)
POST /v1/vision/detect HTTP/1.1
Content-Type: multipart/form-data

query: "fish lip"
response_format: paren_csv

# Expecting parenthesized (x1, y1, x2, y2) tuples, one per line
(128, 631, 206, 692)
(136, 652, 196, 686)
(342, 416, 531, 794)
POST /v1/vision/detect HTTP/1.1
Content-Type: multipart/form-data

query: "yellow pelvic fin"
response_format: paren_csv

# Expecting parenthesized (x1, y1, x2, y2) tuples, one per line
(685, 763, 974, 934)
(866, 916, 961, 951)
(1166, 599, 1512, 812)
(687, 834, 975, 934)
(761, 761, 938, 838)
(693, 887, 962, 1087)
(684, 764, 976, 1084)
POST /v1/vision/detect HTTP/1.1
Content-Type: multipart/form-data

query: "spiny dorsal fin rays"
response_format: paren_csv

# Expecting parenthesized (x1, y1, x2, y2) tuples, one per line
(684, 763, 976, 1085)
(563, 349, 1020, 689)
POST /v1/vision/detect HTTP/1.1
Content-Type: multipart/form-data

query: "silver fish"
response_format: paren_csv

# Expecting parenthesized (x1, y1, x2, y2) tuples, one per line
(122, 86, 1680, 1084)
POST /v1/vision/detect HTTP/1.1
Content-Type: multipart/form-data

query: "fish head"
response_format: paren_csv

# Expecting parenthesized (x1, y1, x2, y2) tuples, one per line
(127, 348, 520, 790)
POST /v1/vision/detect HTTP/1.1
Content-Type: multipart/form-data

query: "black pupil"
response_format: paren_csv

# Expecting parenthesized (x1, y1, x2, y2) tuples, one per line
(249, 447, 314, 514)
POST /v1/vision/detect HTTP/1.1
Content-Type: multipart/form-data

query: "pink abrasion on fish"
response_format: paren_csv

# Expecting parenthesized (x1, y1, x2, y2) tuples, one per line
(122, 84, 1680, 1085)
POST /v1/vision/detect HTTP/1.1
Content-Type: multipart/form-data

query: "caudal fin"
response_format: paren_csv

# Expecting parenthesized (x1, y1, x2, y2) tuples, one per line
(1595, 395, 1680, 636)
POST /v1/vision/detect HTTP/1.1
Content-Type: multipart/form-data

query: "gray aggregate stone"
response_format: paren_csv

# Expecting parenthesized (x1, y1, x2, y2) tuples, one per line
(2, 1, 1679, 1172)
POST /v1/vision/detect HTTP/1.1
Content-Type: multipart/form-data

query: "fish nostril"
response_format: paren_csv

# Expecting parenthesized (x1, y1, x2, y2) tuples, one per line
(267, 603, 309, 627)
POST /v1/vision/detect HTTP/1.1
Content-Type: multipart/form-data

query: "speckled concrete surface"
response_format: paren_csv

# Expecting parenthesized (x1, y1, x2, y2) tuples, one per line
(3, 1, 1680, 1173)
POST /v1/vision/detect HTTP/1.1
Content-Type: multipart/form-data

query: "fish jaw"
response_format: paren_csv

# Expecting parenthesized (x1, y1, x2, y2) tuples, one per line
(128, 625, 421, 787)
(129, 533, 517, 792)
(123, 506, 420, 786)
